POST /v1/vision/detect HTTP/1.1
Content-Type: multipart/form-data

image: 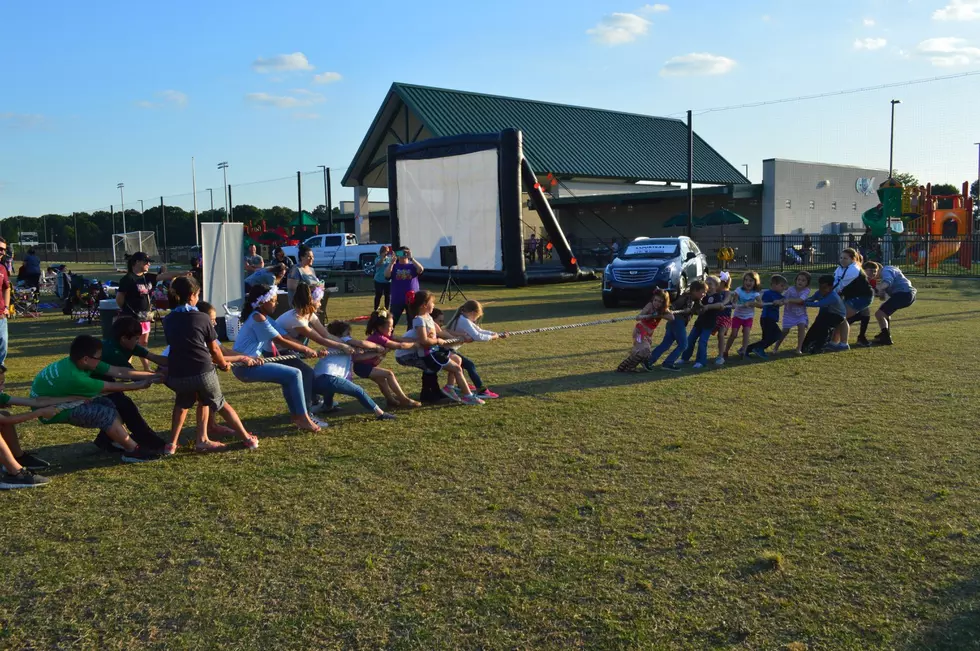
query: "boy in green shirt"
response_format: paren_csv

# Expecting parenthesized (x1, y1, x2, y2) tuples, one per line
(30, 334, 163, 463)
(0, 367, 78, 489)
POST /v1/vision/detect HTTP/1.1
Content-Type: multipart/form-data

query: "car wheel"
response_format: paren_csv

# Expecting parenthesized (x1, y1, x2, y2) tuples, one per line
(602, 292, 619, 308)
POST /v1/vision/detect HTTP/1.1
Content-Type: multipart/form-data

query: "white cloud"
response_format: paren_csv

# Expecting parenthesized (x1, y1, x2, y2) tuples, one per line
(933, 0, 980, 21)
(312, 71, 343, 85)
(251, 52, 314, 73)
(863, 18, 876, 26)
(245, 90, 325, 109)
(916, 36, 980, 66)
(135, 89, 188, 109)
(587, 13, 651, 45)
(854, 37, 887, 50)
(0, 112, 46, 128)
(660, 52, 736, 77)
(640, 3, 669, 13)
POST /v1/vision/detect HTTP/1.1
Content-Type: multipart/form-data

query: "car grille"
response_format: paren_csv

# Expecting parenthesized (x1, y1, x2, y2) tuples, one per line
(612, 269, 659, 284)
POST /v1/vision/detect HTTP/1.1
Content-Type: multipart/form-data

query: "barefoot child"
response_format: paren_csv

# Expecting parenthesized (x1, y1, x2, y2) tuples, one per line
(775, 271, 811, 355)
(617, 289, 671, 372)
(163, 277, 260, 454)
(30, 335, 163, 463)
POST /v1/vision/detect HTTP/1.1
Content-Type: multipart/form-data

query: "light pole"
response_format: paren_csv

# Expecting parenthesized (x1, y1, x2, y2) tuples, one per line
(974, 143, 979, 205)
(72, 212, 79, 262)
(889, 99, 901, 178)
(206, 188, 214, 213)
(117, 183, 127, 234)
(742, 164, 749, 181)
(217, 162, 229, 222)
(138, 199, 145, 232)
(317, 165, 332, 232)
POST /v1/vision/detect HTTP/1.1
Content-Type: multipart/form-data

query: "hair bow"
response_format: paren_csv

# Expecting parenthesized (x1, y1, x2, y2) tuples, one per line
(311, 286, 325, 302)
(251, 288, 277, 308)
(405, 290, 416, 305)
(375, 308, 389, 319)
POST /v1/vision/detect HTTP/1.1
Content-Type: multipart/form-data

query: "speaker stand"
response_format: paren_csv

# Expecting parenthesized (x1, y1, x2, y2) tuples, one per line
(439, 265, 466, 304)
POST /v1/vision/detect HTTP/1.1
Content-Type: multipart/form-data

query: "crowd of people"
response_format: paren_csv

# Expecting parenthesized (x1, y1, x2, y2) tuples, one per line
(0, 242, 919, 490)
(618, 248, 916, 373)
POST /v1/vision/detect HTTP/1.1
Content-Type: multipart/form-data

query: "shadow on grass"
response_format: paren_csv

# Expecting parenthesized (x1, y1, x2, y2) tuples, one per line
(905, 574, 980, 650)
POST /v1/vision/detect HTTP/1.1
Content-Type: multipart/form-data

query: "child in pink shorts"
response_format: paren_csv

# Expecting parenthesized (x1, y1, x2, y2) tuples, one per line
(724, 271, 762, 361)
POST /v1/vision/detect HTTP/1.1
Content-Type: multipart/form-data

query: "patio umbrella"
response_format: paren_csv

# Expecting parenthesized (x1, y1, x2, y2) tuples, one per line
(695, 208, 749, 227)
(663, 212, 690, 228)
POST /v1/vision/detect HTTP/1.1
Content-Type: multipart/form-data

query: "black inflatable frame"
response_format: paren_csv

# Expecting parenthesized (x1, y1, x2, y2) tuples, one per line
(387, 129, 582, 287)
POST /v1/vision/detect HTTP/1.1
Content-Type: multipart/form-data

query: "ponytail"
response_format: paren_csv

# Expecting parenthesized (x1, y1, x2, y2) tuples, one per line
(405, 289, 433, 323)
(447, 299, 482, 331)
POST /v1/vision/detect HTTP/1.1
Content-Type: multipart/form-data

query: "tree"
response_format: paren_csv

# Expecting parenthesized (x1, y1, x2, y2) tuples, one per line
(892, 171, 919, 188)
(231, 204, 264, 225)
(931, 183, 959, 196)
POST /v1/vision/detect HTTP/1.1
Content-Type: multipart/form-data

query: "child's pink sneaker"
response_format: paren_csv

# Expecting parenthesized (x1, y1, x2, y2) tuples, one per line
(476, 388, 500, 399)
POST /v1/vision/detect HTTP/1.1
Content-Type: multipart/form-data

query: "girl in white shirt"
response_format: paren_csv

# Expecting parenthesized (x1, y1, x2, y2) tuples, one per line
(440, 300, 508, 399)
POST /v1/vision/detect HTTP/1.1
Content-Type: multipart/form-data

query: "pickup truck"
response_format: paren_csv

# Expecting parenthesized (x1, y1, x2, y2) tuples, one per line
(280, 233, 388, 273)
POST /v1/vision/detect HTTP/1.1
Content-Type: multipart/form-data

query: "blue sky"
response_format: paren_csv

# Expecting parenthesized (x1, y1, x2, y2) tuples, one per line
(2, 0, 979, 219)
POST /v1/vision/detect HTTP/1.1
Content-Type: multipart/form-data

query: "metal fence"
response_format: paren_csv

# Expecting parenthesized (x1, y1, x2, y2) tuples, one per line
(572, 235, 980, 278)
(18, 246, 200, 267)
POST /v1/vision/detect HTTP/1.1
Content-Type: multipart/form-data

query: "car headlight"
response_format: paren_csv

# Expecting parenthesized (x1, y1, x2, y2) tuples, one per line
(661, 263, 678, 277)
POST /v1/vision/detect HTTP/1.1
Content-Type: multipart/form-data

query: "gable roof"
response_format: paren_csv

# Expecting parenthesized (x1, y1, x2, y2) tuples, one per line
(342, 83, 749, 188)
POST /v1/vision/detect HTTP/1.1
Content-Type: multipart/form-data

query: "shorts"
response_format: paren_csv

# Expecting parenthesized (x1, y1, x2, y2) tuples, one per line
(352, 362, 375, 379)
(395, 355, 429, 371)
(166, 369, 226, 410)
(140, 321, 152, 335)
(844, 296, 873, 312)
(716, 315, 732, 331)
(730, 316, 754, 331)
(880, 291, 916, 316)
(67, 397, 118, 430)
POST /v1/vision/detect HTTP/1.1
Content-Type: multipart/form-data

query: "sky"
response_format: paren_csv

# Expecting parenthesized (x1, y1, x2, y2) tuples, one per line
(2, 0, 979, 220)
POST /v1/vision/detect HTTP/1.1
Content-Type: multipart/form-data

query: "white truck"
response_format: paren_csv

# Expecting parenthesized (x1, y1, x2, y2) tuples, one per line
(280, 233, 388, 274)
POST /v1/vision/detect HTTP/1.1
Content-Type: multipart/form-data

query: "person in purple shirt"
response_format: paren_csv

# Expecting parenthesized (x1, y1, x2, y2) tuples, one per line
(385, 246, 424, 327)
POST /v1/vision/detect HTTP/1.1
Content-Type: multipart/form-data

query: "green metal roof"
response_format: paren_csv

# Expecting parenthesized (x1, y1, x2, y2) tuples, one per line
(548, 184, 762, 206)
(343, 83, 749, 188)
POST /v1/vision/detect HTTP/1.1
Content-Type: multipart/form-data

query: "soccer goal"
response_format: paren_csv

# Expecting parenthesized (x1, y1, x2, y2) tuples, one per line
(112, 231, 159, 270)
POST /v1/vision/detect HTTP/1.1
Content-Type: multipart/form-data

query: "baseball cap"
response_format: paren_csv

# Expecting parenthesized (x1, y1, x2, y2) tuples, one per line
(130, 251, 153, 263)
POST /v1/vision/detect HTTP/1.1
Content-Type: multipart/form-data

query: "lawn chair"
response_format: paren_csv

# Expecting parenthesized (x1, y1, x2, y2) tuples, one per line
(11, 286, 40, 318)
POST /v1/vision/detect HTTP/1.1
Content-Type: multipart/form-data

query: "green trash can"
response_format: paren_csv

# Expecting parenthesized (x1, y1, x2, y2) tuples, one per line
(99, 299, 119, 338)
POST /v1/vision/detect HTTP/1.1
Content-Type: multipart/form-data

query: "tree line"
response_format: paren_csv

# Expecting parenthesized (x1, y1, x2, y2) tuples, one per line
(0, 204, 341, 250)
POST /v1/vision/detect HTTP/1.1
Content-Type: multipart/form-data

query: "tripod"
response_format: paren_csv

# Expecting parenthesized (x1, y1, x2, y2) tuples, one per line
(439, 265, 466, 304)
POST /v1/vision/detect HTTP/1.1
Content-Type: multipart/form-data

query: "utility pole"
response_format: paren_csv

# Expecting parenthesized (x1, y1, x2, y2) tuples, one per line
(686, 110, 694, 238)
(192, 157, 200, 247)
(73, 212, 79, 263)
(218, 161, 229, 221)
(117, 183, 126, 234)
(138, 199, 145, 232)
(297, 171, 302, 215)
(160, 196, 168, 263)
(889, 99, 901, 177)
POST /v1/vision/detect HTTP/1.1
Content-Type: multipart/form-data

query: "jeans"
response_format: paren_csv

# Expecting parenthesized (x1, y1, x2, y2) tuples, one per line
(374, 282, 390, 311)
(275, 357, 315, 409)
(0, 317, 7, 368)
(313, 374, 378, 412)
(93, 392, 165, 450)
(233, 361, 309, 416)
(681, 325, 713, 366)
(747, 317, 782, 353)
(391, 303, 406, 328)
(649, 319, 688, 366)
(456, 353, 483, 389)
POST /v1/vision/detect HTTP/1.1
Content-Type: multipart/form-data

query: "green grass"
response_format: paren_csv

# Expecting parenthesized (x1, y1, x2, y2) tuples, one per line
(2, 278, 980, 649)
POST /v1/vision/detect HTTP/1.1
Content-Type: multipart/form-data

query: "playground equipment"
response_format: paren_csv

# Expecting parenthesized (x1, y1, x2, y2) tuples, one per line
(905, 182, 973, 269)
(862, 180, 974, 269)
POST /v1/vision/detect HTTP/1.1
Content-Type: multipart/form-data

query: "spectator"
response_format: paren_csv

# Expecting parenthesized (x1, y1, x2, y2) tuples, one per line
(271, 246, 293, 284)
(245, 263, 286, 293)
(0, 238, 9, 367)
(801, 234, 813, 264)
(528, 233, 538, 264)
(22, 248, 41, 291)
(286, 245, 321, 304)
(244, 244, 263, 274)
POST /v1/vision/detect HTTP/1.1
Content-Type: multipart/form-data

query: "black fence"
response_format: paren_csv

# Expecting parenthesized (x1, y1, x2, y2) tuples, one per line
(573, 235, 980, 279)
(13, 246, 200, 267)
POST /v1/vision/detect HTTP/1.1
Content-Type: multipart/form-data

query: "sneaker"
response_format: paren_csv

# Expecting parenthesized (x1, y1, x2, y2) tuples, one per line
(755, 349, 770, 360)
(310, 401, 336, 415)
(441, 385, 463, 403)
(243, 435, 259, 451)
(714, 356, 726, 366)
(15, 453, 49, 470)
(836, 343, 851, 351)
(0, 468, 50, 490)
(310, 417, 330, 429)
(878, 333, 893, 346)
(120, 446, 163, 463)
(476, 388, 500, 399)
(661, 363, 682, 372)
(376, 412, 397, 421)
(856, 336, 872, 348)
(693, 362, 705, 369)
(643, 362, 656, 372)
(461, 394, 485, 406)
(873, 331, 888, 342)
(162, 444, 177, 456)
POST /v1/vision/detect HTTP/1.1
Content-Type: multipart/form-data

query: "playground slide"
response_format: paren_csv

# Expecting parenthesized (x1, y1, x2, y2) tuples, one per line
(914, 240, 961, 268)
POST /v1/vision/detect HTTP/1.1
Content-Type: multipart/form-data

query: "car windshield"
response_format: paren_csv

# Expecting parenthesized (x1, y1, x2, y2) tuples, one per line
(621, 240, 679, 260)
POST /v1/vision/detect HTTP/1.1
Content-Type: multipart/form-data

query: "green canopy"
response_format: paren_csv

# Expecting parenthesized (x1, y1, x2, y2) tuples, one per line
(663, 212, 690, 228)
(695, 208, 749, 227)
(290, 211, 319, 227)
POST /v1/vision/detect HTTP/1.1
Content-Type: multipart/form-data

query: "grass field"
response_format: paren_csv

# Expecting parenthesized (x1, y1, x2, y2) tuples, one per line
(2, 277, 980, 649)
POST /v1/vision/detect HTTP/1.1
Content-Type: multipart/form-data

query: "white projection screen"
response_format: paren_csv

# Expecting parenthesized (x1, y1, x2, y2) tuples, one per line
(201, 222, 244, 317)
(395, 149, 502, 271)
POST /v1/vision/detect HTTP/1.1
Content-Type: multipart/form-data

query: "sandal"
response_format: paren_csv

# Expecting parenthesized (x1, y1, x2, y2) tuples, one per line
(194, 440, 227, 453)
(162, 443, 177, 456)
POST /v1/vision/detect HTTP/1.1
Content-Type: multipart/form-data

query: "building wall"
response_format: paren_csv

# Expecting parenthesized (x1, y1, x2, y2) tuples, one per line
(763, 159, 887, 235)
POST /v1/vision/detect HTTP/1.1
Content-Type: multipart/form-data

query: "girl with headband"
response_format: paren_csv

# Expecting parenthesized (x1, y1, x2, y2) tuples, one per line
(231, 284, 329, 432)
